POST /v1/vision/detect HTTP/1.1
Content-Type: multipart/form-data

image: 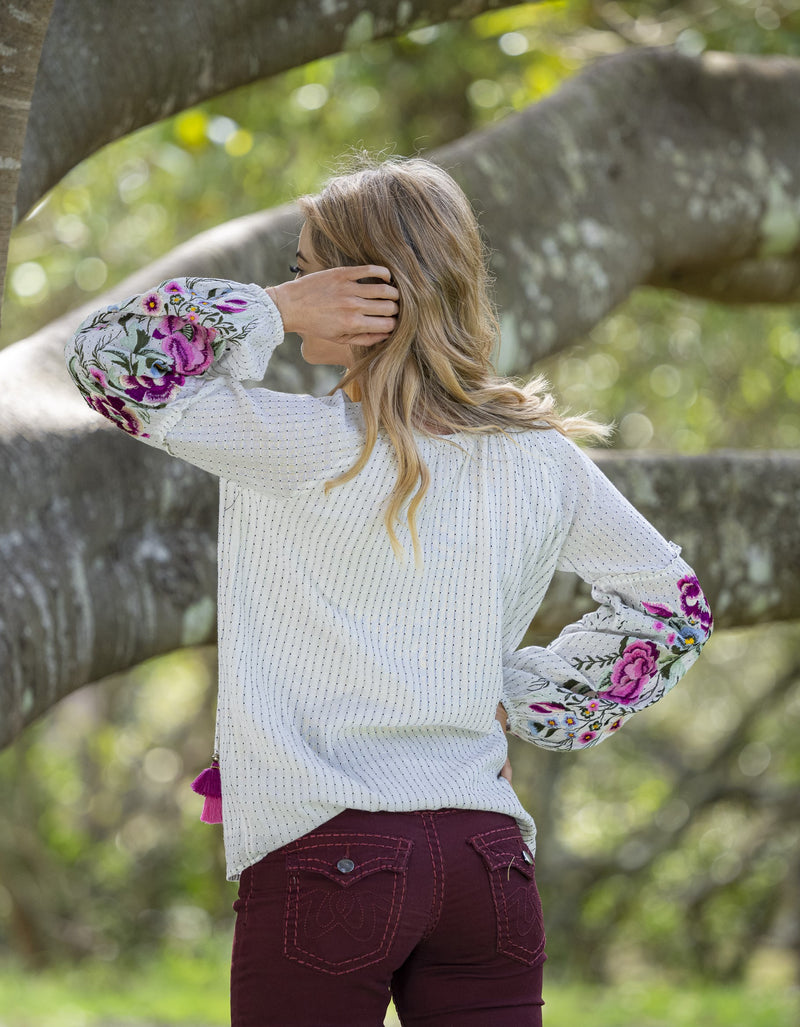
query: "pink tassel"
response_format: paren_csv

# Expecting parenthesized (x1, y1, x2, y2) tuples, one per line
(191, 756, 222, 824)
(200, 794, 223, 824)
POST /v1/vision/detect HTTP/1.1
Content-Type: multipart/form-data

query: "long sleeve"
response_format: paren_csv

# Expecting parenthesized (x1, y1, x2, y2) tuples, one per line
(502, 434, 713, 751)
(65, 276, 352, 495)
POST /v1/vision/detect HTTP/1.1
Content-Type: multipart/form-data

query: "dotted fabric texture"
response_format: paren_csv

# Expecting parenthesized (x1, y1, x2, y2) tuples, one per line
(66, 279, 712, 881)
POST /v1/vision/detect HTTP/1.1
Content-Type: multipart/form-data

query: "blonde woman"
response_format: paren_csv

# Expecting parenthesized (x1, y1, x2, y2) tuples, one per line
(65, 157, 713, 1026)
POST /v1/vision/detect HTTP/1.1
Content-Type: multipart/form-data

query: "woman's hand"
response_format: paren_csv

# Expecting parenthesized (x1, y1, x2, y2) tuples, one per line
(496, 702, 512, 784)
(265, 266, 399, 348)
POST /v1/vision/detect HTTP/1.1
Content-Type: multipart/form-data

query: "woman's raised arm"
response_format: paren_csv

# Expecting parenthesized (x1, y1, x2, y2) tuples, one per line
(64, 270, 396, 495)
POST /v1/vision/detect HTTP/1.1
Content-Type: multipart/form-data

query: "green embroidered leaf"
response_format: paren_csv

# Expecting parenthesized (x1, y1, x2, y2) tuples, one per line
(134, 328, 155, 354)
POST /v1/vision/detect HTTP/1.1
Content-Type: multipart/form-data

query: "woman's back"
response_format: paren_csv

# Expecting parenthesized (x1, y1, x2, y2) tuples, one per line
(214, 394, 556, 879)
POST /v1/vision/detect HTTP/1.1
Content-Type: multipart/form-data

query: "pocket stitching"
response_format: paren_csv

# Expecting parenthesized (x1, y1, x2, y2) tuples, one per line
(469, 825, 536, 877)
(283, 834, 412, 974)
(468, 827, 545, 966)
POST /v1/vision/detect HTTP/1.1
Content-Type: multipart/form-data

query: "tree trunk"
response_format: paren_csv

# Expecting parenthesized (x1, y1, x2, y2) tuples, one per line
(0, 0, 55, 306)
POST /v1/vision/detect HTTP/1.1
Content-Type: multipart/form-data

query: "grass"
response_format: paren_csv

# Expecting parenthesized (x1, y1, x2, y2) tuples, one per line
(0, 946, 796, 1026)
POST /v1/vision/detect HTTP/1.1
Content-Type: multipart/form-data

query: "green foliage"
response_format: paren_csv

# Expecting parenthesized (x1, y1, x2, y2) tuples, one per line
(512, 623, 800, 982)
(539, 289, 800, 450)
(0, 651, 229, 964)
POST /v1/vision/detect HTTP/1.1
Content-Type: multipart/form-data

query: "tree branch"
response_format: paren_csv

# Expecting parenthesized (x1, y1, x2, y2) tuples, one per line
(16, 0, 521, 222)
(437, 47, 800, 365)
(5, 45, 800, 743)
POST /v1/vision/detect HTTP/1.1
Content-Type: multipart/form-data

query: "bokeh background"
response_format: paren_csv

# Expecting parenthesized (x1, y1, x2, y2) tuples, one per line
(1, 2, 799, 1024)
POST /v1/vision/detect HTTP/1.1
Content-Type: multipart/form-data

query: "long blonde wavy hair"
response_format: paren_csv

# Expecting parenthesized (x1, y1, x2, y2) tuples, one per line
(298, 156, 611, 570)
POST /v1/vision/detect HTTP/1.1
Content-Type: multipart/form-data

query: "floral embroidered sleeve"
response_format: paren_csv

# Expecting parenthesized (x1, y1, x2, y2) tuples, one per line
(65, 277, 282, 442)
(501, 435, 713, 751)
(65, 277, 352, 494)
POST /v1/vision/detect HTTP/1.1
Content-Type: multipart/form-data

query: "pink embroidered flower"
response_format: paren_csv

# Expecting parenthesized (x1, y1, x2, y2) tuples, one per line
(89, 366, 108, 390)
(601, 639, 660, 704)
(152, 315, 216, 375)
(579, 730, 596, 745)
(142, 292, 163, 314)
(164, 281, 184, 294)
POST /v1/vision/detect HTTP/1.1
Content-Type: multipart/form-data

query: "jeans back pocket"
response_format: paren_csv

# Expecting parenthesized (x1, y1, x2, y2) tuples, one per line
(284, 831, 413, 974)
(468, 825, 546, 966)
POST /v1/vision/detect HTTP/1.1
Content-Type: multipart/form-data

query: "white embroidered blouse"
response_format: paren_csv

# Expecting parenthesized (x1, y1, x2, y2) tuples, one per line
(65, 277, 713, 881)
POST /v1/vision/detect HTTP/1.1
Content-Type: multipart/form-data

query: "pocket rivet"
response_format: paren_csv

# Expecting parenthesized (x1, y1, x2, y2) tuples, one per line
(336, 857, 355, 874)
(522, 850, 533, 864)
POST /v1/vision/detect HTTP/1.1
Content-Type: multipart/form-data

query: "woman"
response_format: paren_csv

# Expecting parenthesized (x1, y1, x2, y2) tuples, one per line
(65, 157, 712, 1026)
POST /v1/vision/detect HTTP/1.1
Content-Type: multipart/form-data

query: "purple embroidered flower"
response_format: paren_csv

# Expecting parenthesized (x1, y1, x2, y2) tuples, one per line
(677, 575, 713, 634)
(84, 392, 147, 437)
(529, 701, 567, 714)
(643, 601, 674, 619)
(119, 371, 185, 403)
(152, 315, 216, 375)
(579, 730, 596, 745)
(163, 281, 184, 294)
(601, 639, 660, 704)
(213, 296, 248, 314)
(142, 292, 163, 314)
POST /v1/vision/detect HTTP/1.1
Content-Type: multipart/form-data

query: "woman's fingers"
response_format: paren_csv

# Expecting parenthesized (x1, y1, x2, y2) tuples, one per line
(345, 264, 394, 284)
(347, 319, 396, 347)
(355, 282, 400, 302)
(341, 266, 399, 302)
(356, 316, 396, 332)
(267, 266, 399, 340)
(356, 299, 398, 317)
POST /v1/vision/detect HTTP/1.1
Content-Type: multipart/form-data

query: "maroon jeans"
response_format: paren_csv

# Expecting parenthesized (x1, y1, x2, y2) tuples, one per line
(230, 807, 546, 1026)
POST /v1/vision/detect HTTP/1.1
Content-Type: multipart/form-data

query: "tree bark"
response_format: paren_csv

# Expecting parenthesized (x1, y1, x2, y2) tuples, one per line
(0, 0, 55, 306)
(437, 47, 800, 368)
(0, 0, 521, 333)
(15, 0, 518, 223)
(4, 45, 800, 744)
